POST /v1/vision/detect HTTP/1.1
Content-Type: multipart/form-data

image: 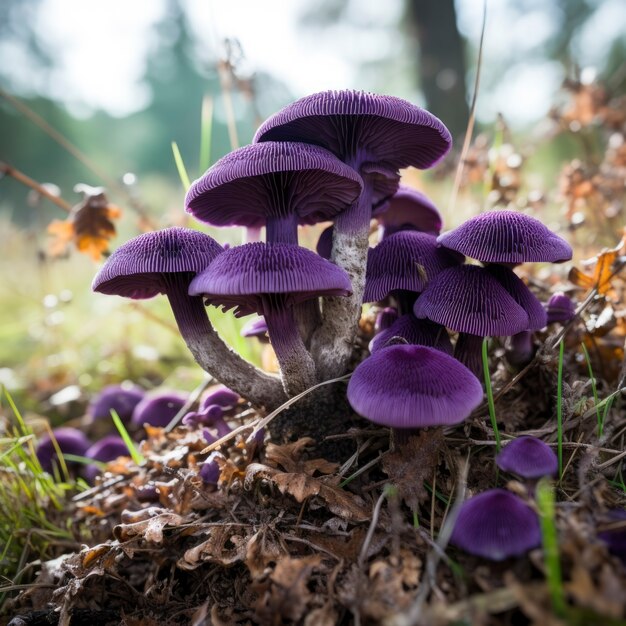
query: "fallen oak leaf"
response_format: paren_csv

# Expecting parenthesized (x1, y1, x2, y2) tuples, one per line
(265, 437, 339, 475)
(178, 525, 250, 570)
(113, 509, 184, 543)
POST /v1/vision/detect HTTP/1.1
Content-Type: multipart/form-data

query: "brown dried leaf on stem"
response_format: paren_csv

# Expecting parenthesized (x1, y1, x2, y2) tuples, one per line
(48, 185, 121, 261)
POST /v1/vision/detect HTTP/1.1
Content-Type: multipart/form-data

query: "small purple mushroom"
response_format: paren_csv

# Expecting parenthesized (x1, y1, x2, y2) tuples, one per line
(36, 427, 91, 474)
(347, 344, 482, 430)
(437, 210, 572, 264)
(496, 436, 558, 480)
(189, 242, 351, 396)
(450, 489, 541, 561)
(88, 384, 145, 425)
(598, 510, 626, 564)
(200, 385, 240, 411)
(131, 391, 186, 429)
(369, 314, 452, 355)
(374, 307, 399, 333)
(83, 435, 129, 483)
(545, 292, 576, 324)
(240, 316, 269, 344)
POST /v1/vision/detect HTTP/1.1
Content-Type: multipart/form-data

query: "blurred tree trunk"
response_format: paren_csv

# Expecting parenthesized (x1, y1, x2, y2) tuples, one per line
(407, 0, 469, 142)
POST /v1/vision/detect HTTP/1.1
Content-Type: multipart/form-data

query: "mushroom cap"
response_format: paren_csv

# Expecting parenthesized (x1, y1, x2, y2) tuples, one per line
(92, 228, 223, 299)
(200, 385, 240, 411)
(36, 427, 91, 474)
(450, 489, 541, 561)
(437, 210, 573, 264)
(374, 185, 443, 236)
(185, 142, 362, 228)
(347, 344, 483, 429)
(598, 509, 626, 564)
(486, 265, 547, 330)
(369, 314, 452, 355)
(545, 292, 576, 324)
(254, 90, 452, 172)
(374, 306, 399, 332)
(363, 231, 462, 303)
(88, 384, 145, 424)
(85, 435, 129, 463)
(131, 391, 187, 428)
(413, 265, 530, 336)
(240, 316, 269, 341)
(316, 225, 334, 259)
(189, 242, 352, 317)
(496, 436, 558, 479)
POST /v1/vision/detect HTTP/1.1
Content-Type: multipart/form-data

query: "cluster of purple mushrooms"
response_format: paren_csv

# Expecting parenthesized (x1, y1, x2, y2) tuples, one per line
(36, 89, 625, 564)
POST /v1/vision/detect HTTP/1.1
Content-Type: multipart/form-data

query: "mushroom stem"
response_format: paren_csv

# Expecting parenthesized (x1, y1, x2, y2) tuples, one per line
(164, 278, 286, 409)
(266, 214, 298, 244)
(506, 330, 535, 368)
(310, 178, 374, 379)
(264, 300, 318, 396)
(454, 333, 485, 378)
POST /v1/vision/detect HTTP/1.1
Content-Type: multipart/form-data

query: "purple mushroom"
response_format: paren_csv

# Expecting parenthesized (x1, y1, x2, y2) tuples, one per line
(413, 265, 530, 376)
(92, 228, 285, 410)
(255, 90, 452, 378)
(496, 436, 558, 480)
(363, 231, 462, 314)
(36, 427, 91, 475)
(598, 510, 626, 564)
(545, 292, 576, 324)
(185, 141, 362, 245)
(347, 344, 482, 432)
(369, 314, 452, 355)
(240, 316, 269, 343)
(374, 307, 399, 333)
(316, 225, 334, 260)
(189, 242, 351, 396)
(88, 384, 145, 425)
(450, 489, 541, 561)
(200, 385, 240, 411)
(83, 435, 129, 483)
(437, 210, 572, 265)
(131, 391, 186, 429)
(374, 185, 443, 238)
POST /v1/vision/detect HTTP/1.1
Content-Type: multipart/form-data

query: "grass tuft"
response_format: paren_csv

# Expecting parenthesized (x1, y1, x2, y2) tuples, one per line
(111, 410, 145, 465)
(482, 338, 500, 453)
(171, 141, 191, 190)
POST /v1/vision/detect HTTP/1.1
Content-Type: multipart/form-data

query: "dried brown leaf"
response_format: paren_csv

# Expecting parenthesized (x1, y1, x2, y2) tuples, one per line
(113, 510, 184, 543)
(178, 525, 249, 570)
(265, 437, 338, 475)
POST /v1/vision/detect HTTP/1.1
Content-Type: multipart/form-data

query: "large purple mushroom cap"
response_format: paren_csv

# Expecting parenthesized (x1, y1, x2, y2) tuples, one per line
(437, 210, 573, 264)
(363, 231, 462, 304)
(369, 314, 452, 355)
(36, 427, 91, 474)
(88, 384, 145, 425)
(450, 489, 541, 561)
(189, 242, 352, 316)
(545, 292, 576, 324)
(131, 391, 187, 429)
(496, 436, 558, 479)
(83, 435, 129, 483)
(374, 185, 443, 237)
(185, 141, 362, 243)
(92, 228, 223, 299)
(347, 344, 482, 429)
(413, 265, 530, 337)
(254, 90, 452, 173)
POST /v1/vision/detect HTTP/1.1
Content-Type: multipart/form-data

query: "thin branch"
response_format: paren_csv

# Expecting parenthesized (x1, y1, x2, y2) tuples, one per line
(1, 162, 71, 212)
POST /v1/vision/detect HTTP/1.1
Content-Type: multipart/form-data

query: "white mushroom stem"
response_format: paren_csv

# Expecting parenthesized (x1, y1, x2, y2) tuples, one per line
(165, 279, 286, 410)
(311, 180, 373, 379)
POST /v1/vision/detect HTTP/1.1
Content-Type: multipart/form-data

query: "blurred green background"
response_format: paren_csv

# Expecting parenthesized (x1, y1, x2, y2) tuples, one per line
(0, 0, 624, 418)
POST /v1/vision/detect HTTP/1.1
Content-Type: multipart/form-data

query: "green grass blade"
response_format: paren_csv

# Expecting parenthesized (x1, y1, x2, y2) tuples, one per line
(482, 338, 500, 452)
(171, 141, 191, 190)
(536, 479, 566, 617)
(199, 95, 214, 174)
(557, 340, 564, 479)
(580, 343, 602, 437)
(110, 410, 145, 465)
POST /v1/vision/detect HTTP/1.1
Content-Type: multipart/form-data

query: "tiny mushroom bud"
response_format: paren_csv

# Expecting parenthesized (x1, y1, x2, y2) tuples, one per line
(36, 427, 91, 474)
(131, 391, 186, 429)
(88, 384, 145, 425)
(437, 210, 573, 265)
(450, 489, 541, 561)
(83, 435, 129, 483)
(496, 436, 558, 480)
(369, 314, 452, 355)
(545, 291, 576, 324)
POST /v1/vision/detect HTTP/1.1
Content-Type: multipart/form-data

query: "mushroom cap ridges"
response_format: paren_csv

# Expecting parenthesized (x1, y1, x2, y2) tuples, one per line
(347, 344, 482, 428)
(374, 185, 443, 235)
(254, 90, 452, 170)
(496, 436, 558, 479)
(185, 142, 363, 228)
(437, 210, 572, 264)
(36, 427, 91, 473)
(89, 384, 145, 423)
(413, 265, 530, 336)
(189, 243, 352, 316)
(450, 489, 541, 561)
(369, 315, 452, 355)
(486, 265, 547, 330)
(92, 228, 223, 299)
(363, 231, 462, 302)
